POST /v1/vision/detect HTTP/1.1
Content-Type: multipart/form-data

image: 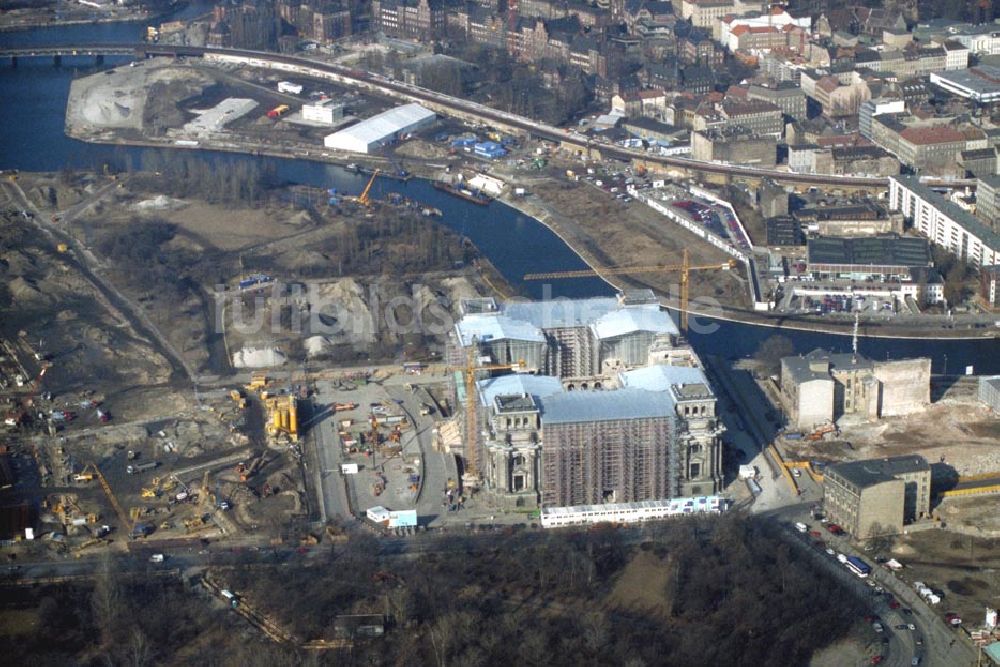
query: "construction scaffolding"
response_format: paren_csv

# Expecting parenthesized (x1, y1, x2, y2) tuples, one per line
(540, 415, 678, 507)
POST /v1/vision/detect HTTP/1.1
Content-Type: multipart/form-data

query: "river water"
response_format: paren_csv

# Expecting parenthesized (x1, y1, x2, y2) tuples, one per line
(1, 17, 998, 372)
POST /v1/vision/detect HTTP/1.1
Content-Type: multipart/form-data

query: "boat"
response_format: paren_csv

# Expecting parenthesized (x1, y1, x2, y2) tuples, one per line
(355, 164, 411, 181)
(432, 180, 492, 205)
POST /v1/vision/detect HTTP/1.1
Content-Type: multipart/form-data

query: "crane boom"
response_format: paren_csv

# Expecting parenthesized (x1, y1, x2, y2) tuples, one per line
(81, 462, 132, 534)
(357, 169, 379, 207)
(522, 250, 735, 331)
(422, 352, 525, 487)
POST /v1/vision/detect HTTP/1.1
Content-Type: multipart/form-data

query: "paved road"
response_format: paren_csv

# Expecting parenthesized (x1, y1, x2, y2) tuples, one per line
(768, 504, 975, 667)
(306, 383, 351, 523)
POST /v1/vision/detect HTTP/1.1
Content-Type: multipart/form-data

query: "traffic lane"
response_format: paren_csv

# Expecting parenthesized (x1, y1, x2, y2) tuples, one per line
(311, 380, 351, 521)
(779, 524, 915, 667)
(770, 505, 969, 667)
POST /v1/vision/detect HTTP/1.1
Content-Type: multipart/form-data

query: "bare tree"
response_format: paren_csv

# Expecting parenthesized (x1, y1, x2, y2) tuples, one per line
(91, 554, 123, 647)
(126, 627, 153, 667)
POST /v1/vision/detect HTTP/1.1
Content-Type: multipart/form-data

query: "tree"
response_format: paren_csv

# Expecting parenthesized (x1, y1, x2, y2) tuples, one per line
(91, 554, 124, 647)
(753, 334, 794, 377)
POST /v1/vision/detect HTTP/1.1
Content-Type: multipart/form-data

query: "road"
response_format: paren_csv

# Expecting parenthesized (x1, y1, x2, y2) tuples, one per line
(306, 383, 351, 523)
(767, 503, 976, 667)
(1, 179, 195, 384)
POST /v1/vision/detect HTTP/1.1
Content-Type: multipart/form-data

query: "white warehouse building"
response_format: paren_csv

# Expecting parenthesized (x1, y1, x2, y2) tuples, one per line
(324, 103, 436, 154)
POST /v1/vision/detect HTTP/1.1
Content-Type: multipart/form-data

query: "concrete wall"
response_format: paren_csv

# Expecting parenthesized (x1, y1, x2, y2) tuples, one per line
(874, 358, 931, 416)
(794, 378, 835, 429)
(857, 479, 905, 537)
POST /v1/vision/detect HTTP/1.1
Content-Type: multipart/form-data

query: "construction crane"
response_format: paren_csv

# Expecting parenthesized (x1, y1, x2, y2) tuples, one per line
(423, 347, 525, 489)
(78, 462, 132, 535)
(357, 168, 379, 207)
(523, 249, 735, 331)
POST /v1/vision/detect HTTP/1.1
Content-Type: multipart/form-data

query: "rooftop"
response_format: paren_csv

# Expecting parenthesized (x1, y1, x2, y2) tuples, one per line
(619, 364, 711, 393)
(454, 313, 545, 346)
(891, 175, 1000, 251)
(828, 455, 930, 490)
(540, 388, 676, 424)
(324, 103, 435, 146)
(782, 348, 873, 385)
(807, 235, 931, 267)
(477, 374, 565, 407)
(931, 65, 1000, 95)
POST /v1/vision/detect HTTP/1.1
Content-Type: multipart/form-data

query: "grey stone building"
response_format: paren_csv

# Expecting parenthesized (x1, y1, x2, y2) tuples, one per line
(824, 455, 931, 538)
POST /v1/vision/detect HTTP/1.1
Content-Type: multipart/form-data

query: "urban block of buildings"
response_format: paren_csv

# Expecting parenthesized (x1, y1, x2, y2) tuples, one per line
(780, 349, 931, 431)
(823, 455, 931, 538)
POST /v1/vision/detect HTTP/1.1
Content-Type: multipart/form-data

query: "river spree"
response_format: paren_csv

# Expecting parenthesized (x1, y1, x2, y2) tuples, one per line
(1, 20, 998, 372)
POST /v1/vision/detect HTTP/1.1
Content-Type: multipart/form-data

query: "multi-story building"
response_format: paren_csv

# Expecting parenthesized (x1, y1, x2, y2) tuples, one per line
(889, 174, 1000, 267)
(977, 175, 1000, 229)
(451, 291, 681, 382)
(725, 24, 807, 54)
(780, 350, 931, 430)
(799, 69, 871, 118)
(693, 98, 783, 137)
(793, 201, 903, 236)
(691, 126, 777, 166)
(858, 98, 905, 141)
(680, 0, 736, 28)
(478, 366, 723, 508)
(370, 0, 446, 41)
(981, 265, 1000, 308)
(855, 46, 947, 79)
(678, 30, 724, 67)
(806, 234, 932, 282)
(929, 65, 1000, 105)
(716, 7, 811, 43)
(831, 145, 900, 177)
(788, 143, 832, 174)
(746, 81, 807, 121)
(938, 39, 971, 70)
(960, 147, 999, 178)
(824, 456, 931, 538)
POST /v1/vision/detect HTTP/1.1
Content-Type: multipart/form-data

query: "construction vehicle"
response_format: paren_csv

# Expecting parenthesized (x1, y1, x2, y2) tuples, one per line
(230, 389, 243, 402)
(523, 249, 736, 331)
(356, 169, 379, 207)
(266, 104, 290, 119)
(236, 453, 267, 483)
(806, 424, 839, 441)
(56, 243, 69, 253)
(77, 462, 134, 537)
(248, 372, 268, 392)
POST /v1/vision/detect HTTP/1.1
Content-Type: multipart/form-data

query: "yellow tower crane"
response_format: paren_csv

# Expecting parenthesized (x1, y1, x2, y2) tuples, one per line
(424, 349, 525, 489)
(523, 249, 735, 331)
(357, 168, 380, 207)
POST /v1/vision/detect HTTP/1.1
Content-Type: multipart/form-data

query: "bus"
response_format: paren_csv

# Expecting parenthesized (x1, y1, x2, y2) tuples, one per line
(845, 556, 871, 579)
